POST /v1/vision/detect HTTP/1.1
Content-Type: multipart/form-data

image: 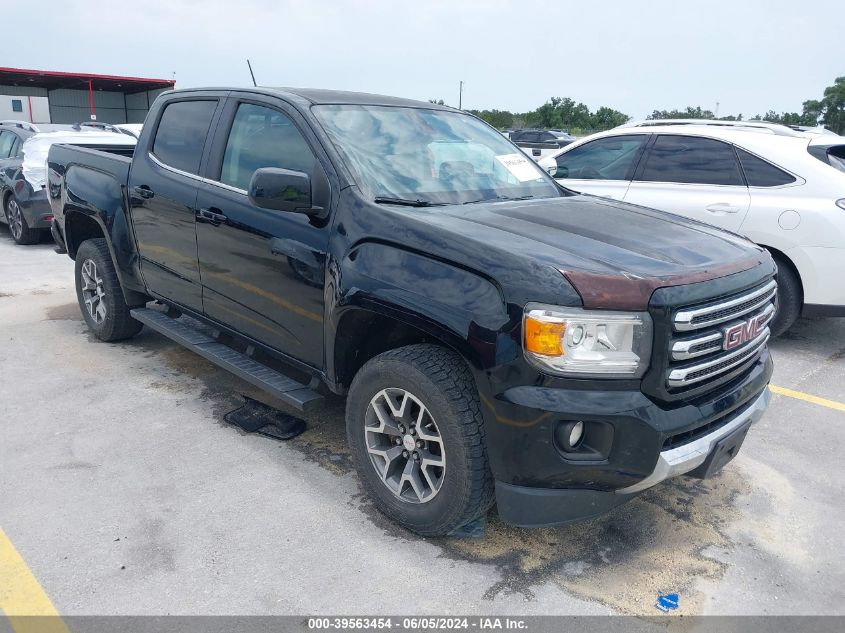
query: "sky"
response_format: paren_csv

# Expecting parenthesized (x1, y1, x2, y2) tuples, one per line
(6, 0, 843, 120)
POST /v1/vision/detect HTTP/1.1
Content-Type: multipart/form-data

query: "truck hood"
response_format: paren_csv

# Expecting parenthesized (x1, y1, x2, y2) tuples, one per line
(428, 194, 769, 310)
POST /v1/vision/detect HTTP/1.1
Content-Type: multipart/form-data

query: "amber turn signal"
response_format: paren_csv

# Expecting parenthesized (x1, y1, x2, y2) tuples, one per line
(524, 317, 565, 356)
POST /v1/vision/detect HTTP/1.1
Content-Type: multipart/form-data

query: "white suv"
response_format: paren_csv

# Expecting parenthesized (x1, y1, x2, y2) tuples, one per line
(538, 120, 845, 335)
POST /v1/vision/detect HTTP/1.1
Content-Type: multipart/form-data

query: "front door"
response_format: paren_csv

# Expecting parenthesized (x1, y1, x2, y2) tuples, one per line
(194, 98, 330, 368)
(129, 97, 221, 312)
(624, 134, 751, 232)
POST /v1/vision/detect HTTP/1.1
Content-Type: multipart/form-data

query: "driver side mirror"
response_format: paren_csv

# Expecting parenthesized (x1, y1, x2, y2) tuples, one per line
(546, 165, 557, 176)
(248, 167, 324, 216)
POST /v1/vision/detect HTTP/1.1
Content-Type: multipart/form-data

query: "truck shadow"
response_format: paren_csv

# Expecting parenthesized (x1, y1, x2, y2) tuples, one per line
(127, 329, 770, 615)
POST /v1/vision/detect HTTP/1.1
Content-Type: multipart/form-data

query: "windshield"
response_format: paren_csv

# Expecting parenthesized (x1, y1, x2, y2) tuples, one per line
(313, 104, 560, 205)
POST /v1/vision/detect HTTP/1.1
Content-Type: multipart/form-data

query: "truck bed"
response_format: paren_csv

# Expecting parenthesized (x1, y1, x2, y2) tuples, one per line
(49, 143, 135, 182)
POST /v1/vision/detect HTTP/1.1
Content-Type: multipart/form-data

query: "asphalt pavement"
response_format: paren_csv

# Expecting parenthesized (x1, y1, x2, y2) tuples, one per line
(1, 228, 843, 617)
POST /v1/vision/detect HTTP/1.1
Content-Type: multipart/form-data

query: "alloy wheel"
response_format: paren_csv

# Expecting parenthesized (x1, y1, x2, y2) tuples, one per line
(80, 259, 107, 324)
(7, 199, 23, 240)
(365, 388, 446, 504)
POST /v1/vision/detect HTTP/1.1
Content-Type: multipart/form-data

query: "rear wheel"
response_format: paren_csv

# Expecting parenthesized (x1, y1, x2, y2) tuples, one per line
(4, 196, 41, 245)
(346, 344, 495, 536)
(75, 238, 143, 341)
(770, 255, 802, 337)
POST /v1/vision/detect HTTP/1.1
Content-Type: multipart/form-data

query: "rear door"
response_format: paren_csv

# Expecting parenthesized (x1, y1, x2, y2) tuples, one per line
(551, 134, 648, 200)
(624, 134, 750, 232)
(194, 95, 332, 368)
(128, 96, 222, 311)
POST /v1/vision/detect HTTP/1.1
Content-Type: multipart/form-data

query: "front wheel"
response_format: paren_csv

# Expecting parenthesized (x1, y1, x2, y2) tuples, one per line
(346, 344, 495, 536)
(4, 196, 41, 245)
(75, 238, 143, 341)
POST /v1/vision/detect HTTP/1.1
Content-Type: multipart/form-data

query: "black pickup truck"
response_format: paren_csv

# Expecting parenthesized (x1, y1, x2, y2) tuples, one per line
(47, 87, 774, 536)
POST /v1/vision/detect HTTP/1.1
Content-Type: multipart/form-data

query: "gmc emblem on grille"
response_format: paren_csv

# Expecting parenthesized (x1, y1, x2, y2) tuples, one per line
(723, 313, 767, 351)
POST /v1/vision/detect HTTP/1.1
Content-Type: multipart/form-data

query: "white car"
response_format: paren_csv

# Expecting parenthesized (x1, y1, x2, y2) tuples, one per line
(538, 120, 845, 335)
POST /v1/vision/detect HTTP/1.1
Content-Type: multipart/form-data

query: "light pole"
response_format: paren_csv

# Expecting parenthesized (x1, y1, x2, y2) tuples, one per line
(458, 80, 463, 110)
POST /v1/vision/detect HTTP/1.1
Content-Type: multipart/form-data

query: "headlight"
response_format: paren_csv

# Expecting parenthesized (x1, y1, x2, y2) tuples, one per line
(523, 304, 653, 378)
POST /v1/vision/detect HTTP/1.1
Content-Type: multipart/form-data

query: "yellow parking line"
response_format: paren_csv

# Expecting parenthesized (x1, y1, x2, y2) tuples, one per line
(770, 384, 845, 413)
(0, 527, 68, 633)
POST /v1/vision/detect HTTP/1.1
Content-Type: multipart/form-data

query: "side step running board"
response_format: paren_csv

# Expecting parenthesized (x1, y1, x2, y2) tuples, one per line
(130, 308, 322, 412)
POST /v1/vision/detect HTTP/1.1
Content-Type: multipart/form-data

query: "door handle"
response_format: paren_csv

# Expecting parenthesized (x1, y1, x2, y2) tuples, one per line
(133, 185, 155, 200)
(705, 203, 741, 214)
(197, 207, 228, 225)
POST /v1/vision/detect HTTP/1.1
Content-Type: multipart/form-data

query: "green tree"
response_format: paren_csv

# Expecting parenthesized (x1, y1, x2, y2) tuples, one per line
(521, 97, 628, 131)
(802, 99, 824, 124)
(820, 76, 845, 134)
(466, 109, 514, 129)
(647, 106, 715, 120)
(592, 106, 630, 129)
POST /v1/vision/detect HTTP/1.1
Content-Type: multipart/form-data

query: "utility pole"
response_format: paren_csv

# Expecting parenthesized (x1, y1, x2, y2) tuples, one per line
(715, 101, 720, 118)
(247, 59, 257, 87)
(458, 80, 463, 110)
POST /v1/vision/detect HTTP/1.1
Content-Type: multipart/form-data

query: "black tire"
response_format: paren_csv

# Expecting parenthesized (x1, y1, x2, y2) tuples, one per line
(346, 344, 495, 536)
(770, 256, 802, 337)
(75, 238, 144, 342)
(4, 195, 41, 245)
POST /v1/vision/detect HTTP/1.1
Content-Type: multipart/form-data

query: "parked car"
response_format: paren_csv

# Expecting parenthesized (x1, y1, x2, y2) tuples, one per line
(510, 128, 575, 161)
(539, 120, 845, 335)
(114, 123, 144, 139)
(48, 88, 773, 536)
(0, 120, 136, 244)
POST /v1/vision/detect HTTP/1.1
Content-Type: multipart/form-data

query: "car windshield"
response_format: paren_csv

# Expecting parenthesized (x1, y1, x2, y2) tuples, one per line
(313, 104, 560, 205)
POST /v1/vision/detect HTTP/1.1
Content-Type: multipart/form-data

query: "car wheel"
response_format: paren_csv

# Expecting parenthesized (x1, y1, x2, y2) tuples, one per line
(770, 256, 802, 337)
(4, 196, 40, 245)
(346, 344, 495, 536)
(75, 238, 143, 342)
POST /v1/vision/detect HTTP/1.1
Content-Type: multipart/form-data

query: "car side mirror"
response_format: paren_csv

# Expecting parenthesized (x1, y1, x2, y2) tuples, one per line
(546, 165, 557, 176)
(248, 167, 323, 216)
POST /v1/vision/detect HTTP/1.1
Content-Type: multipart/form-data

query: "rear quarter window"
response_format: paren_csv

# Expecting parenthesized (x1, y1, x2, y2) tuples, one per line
(735, 148, 796, 186)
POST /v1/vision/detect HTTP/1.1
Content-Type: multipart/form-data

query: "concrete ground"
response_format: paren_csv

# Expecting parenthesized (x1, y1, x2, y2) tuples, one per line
(1, 227, 843, 617)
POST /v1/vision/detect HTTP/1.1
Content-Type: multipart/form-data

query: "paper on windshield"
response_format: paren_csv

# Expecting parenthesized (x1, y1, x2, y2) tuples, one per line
(495, 153, 541, 182)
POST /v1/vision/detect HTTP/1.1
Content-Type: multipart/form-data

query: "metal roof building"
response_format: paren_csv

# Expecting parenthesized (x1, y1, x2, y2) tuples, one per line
(0, 67, 175, 124)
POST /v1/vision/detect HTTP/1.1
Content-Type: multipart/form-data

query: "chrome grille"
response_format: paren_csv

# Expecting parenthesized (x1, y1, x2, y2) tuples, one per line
(673, 280, 777, 331)
(666, 280, 776, 391)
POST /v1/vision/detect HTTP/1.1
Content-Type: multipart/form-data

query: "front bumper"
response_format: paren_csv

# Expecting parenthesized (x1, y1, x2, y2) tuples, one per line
(495, 389, 770, 527)
(485, 351, 772, 528)
(616, 387, 769, 493)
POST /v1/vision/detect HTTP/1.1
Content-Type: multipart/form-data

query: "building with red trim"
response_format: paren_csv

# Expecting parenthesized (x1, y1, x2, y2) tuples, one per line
(0, 67, 175, 124)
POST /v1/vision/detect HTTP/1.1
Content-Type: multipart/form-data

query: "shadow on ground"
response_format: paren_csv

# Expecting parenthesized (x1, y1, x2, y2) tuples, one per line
(47, 307, 770, 615)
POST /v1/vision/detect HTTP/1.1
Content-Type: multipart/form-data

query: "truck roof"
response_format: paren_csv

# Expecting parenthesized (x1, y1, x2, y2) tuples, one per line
(167, 87, 453, 110)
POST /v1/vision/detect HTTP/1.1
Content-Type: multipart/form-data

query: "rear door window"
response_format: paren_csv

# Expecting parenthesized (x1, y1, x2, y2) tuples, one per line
(152, 100, 218, 174)
(554, 135, 647, 180)
(637, 135, 743, 186)
(735, 148, 795, 186)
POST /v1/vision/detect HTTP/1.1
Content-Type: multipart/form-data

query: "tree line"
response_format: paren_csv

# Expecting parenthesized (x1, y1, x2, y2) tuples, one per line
(442, 76, 845, 135)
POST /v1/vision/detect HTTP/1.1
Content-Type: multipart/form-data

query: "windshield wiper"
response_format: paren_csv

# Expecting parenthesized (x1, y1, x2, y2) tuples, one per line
(463, 195, 535, 205)
(373, 196, 445, 207)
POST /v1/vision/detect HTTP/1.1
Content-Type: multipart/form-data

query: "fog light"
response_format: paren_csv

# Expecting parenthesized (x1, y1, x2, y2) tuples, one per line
(556, 420, 585, 451)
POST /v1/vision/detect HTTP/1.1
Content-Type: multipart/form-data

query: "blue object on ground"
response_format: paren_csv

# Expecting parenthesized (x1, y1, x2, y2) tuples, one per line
(447, 516, 487, 538)
(655, 593, 680, 612)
